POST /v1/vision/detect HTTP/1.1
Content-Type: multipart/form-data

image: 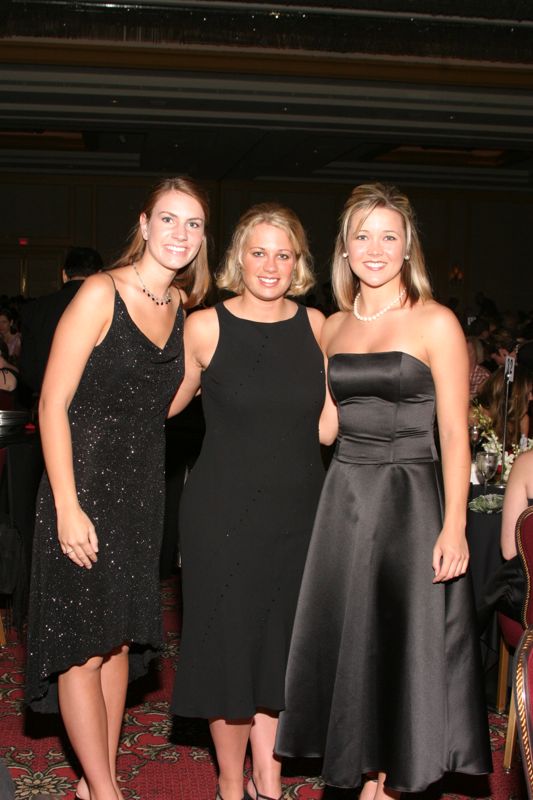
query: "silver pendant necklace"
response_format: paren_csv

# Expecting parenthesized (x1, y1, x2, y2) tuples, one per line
(353, 288, 406, 322)
(133, 263, 171, 306)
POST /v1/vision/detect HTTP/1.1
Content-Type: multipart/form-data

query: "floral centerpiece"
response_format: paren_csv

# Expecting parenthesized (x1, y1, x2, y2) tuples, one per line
(470, 401, 533, 482)
(468, 402, 533, 513)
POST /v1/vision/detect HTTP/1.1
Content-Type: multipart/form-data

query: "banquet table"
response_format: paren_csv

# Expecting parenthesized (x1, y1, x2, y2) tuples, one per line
(466, 482, 506, 705)
(0, 424, 39, 629)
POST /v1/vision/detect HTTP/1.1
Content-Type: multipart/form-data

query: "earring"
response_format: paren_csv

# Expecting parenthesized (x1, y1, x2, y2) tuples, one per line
(404, 254, 410, 260)
(342, 252, 348, 258)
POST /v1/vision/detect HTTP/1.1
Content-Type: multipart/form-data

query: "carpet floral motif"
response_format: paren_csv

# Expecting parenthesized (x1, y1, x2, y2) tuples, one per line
(0, 579, 526, 799)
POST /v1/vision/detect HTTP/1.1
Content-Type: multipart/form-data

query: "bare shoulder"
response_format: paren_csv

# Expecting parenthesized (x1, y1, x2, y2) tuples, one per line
(185, 305, 217, 330)
(418, 298, 463, 334)
(513, 449, 533, 478)
(322, 310, 348, 350)
(67, 271, 115, 309)
(184, 306, 219, 344)
(305, 306, 326, 342)
(184, 306, 219, 368)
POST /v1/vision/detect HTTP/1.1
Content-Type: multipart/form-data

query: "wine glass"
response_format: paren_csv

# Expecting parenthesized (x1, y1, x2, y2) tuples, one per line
(469, 423, 480, 457)
(475, 451, 498, 494)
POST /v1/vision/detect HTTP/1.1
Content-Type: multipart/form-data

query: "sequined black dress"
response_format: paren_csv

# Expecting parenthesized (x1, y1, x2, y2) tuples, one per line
(26, 289, 184, 712)
(172, 302, 324, 719)
(276, 352, 492, 792)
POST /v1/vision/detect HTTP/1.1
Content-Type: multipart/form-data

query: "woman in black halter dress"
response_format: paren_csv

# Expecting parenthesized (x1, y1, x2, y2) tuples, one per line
(169, 203, 325, 800)
(26, 178, 210, 800)
(276, 183, 492, 797)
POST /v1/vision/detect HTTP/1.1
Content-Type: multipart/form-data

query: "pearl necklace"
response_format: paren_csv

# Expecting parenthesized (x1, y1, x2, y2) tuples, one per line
(353, 288, 406, 322)
(133, 263, 171, 306)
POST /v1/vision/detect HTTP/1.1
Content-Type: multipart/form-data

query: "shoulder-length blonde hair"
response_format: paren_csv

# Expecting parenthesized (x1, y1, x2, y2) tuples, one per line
(113, 176, 211, 308)
(332, 182, 433, 312)
(217, 202, 315, 297)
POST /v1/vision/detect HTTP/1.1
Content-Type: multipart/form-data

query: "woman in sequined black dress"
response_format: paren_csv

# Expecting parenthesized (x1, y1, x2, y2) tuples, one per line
(26, 178, 210, 800)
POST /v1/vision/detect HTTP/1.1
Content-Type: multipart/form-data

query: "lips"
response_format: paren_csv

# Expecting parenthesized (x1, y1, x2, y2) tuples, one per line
(364, 261, 386, 270)
(258, 276, 279, 285)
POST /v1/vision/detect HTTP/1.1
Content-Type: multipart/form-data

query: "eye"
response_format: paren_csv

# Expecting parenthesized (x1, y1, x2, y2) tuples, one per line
(161, 215, 173, 223)
(251, 250, 265, 257)
(188, 220, 203, 229)
(278, 253, 291, 260)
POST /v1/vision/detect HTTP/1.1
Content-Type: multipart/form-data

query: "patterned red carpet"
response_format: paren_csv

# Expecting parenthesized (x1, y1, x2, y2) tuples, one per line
(0, 578, 527, 799)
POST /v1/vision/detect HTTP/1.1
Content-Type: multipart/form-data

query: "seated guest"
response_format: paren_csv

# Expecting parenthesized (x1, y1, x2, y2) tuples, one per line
(0, 347, 17, 397)
(467, 335, 490, 399)
(0, 343, 18, 483)
(0, 309, 21, 364)
(501, 449, 533, 561)
(477, 448, 533, 631)
(486, 328, 516, 370)
(473, 364, 532, 445)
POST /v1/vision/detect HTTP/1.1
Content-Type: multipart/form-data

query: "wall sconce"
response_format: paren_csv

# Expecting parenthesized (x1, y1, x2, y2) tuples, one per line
(449, 264, 464, 282)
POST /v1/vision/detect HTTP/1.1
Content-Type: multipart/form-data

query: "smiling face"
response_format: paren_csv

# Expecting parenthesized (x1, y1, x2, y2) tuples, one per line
(240, 222, 296, 302)
(141, 189, 205, 274)
(346, 205, 407, 291)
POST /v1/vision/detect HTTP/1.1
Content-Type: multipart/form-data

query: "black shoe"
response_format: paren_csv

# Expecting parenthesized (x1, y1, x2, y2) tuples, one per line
(248, 777, 282, 800)
(216, 788, 246, 800)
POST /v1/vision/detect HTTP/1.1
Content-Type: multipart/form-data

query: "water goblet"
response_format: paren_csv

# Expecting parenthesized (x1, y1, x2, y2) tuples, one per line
(475, 451, 498, 494)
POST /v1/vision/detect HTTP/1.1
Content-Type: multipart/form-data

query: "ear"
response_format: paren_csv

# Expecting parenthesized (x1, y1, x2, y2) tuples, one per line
(140, 212, 149, 241)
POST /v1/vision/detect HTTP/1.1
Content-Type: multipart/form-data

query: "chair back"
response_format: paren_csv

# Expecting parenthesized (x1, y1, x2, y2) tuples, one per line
(514, 626, 533, 799)
(517, 506, 533, 627)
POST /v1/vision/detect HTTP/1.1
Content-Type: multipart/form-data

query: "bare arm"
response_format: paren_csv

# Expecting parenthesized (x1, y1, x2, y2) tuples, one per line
(318, 312, 343, 446)
(425, 305, 471, 582)
(0, 356, 17, 391)
(501, 451, 533, 559)
(167, 307, 219, 417)
(39, 274, 114, 569)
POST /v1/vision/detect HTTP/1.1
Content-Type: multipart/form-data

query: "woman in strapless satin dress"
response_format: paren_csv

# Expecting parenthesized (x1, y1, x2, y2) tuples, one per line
(276, 182, 492, 798)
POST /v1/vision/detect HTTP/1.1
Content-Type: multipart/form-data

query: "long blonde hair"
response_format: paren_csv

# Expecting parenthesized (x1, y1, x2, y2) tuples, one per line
(475, 364, 532, 446)
(114, 176, 211, 308)
(332, 182, 433, 312)
(217, 202, 315, 296)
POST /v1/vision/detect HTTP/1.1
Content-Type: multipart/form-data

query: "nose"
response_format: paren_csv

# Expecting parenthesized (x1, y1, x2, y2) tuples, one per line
(173, 222, 187, 240)
(263, 254, 276, 272)
(367, 238, 383, 255)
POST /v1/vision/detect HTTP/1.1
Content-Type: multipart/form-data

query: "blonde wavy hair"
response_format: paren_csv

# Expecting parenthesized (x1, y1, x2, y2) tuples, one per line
(217, 203, 315, 297)
(332, 182, 433, 312)
(113, 176, 211, 308)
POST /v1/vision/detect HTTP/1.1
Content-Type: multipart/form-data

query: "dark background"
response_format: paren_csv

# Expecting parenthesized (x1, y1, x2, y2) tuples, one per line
(1, 1, 532, 315)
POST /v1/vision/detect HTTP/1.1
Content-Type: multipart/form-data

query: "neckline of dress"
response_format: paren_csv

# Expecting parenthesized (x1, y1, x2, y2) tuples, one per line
(329, 350, 430, 372)
(115, 290, 181, 351)
(220, 301, 301, 325)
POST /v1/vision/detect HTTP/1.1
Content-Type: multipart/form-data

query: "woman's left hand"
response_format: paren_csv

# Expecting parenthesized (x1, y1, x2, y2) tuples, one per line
(432, 528, 469, 583)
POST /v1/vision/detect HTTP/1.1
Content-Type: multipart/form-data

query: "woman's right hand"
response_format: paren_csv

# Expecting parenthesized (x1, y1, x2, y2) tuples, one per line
(57, 505, 99, 569)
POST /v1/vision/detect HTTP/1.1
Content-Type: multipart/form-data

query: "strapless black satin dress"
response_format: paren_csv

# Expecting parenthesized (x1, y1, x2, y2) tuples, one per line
(276, 352, 492, 792)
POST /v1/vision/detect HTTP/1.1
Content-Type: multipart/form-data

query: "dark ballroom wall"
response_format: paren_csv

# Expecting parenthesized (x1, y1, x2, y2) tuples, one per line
(2, 2, 533, 315)
(0, 173, 531, 318)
